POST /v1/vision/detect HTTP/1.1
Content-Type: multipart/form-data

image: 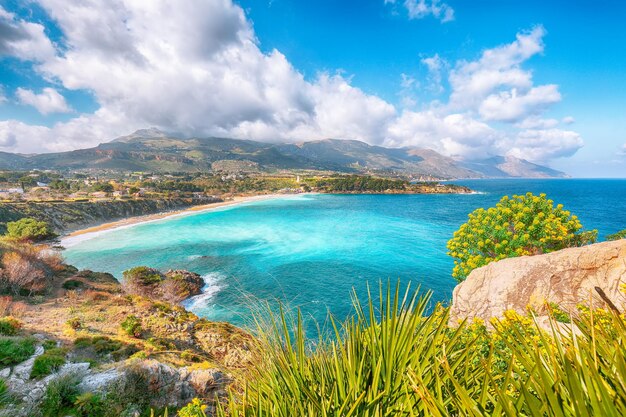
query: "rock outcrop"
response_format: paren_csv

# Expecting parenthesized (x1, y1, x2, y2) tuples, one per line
(449, 239, 626, 325)
(0, 197, 221, 233)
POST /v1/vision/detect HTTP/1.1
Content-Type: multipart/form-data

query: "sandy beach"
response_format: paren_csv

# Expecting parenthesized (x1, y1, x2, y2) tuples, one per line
(60, 193, 289, 246)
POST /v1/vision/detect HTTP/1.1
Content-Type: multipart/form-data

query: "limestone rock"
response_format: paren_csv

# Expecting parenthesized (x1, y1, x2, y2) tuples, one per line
(449, 239, 626, 325)
(78, 367, 123, 393)
(127, 359, 231, 408)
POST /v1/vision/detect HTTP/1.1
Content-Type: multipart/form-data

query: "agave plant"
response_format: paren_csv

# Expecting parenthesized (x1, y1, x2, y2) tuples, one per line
(214, 282, 626, 417)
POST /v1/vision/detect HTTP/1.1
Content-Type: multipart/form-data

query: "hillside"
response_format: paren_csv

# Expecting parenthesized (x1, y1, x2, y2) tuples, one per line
(461, 155, 568, 178)
(0, 130, 567, 179)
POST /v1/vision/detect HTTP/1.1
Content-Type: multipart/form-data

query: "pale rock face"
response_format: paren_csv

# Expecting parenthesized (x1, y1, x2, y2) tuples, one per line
(449, 239, 626, 325)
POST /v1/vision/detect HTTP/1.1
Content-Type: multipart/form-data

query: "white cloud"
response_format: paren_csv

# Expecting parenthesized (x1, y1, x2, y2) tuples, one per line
(562, 116, 575, 124)
(0, 2, 581, 165)
(16, 87, 71, 114)
(385, 111, 501, 159)
(449, 26, 546, 110)
(421, 53, 446, 93)
(507, 129, 584, 162)
(514, 116, 559, 129)
(479, 85, 561, 122)
(0, 6, 56, 61)
(386, 0, 454, 23)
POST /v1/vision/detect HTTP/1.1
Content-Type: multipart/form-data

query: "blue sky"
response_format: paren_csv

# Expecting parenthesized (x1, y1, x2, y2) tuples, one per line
(0, 0, 625, 177)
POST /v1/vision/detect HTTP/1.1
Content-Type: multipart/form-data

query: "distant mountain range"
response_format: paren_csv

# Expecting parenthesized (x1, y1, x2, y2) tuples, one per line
(0, 129, 567, 179)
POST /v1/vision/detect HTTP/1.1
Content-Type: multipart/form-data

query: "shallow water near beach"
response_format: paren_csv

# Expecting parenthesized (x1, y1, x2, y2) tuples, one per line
(63, 179, 626, 331)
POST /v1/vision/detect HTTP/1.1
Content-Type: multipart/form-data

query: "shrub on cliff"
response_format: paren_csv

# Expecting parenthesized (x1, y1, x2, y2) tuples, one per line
(122, 267, 203, 303)
(31, 348, 67, 378)
(159, 270, 204, 303)
(0, 242, 63, 295)
(447, 192, 597, 281)
(122, 266, 164, 297)
(121, 315, 143, 337)
(0, 316, 22, 335)
(5, 217, 56, 242)
(607, 229, 626, 241)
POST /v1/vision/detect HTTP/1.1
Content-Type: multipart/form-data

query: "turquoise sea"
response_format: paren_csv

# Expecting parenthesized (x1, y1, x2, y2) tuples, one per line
(63, 179, 626, 329)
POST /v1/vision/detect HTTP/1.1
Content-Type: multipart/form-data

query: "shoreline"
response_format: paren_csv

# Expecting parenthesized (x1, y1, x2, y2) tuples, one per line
(60, 193, 292, 247)
(58, 188, 473, 248)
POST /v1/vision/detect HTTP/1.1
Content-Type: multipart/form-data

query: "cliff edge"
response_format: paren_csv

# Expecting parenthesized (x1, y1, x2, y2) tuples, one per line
(449, 239, 626, 325)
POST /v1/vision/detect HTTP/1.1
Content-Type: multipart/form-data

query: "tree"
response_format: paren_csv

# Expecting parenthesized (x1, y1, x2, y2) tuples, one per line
(93, 182, 114, 193)
(447, 193, 597, 281)
(6, 218, 56, 242)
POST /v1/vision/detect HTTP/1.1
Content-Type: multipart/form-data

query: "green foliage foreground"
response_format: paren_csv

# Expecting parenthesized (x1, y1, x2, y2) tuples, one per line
(447, 193, 597, 281)
(212, 285, 626, 417)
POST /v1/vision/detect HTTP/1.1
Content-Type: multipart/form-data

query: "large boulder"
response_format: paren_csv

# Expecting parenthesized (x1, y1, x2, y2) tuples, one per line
(449, 239, 626, 325)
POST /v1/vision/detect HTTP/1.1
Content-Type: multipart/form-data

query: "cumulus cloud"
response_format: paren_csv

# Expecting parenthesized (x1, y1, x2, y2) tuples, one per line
(479, 85, 561, 122)
(16, 87, 72, 114)
(385, 0, 454, 23)
(449, 26, 546, 110)
(0, 6, 56, 61)
(514, 116, 559, 130)
(0, 1, 582, 165)
(507, 129, 584, 162)
(385, 111, 501, 159)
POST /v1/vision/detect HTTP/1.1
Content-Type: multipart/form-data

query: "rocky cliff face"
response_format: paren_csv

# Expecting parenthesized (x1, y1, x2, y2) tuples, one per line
(0, 197, 221, 233)
(449, 239, 626, 325)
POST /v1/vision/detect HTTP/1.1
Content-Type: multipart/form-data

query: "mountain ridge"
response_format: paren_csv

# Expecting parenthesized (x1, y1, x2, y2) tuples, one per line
(0, 130, 567, 179)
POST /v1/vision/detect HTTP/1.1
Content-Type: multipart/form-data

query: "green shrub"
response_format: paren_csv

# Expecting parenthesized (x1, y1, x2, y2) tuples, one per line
(447, 193, 597, 281)
(121, 315, 143, 338)
(607, 229, 626, 241)
(0, 337, 35, 366)
(66, 317, 82, 330)
(42, 339, 58, 350)
(0, 316, 22, 336)
(0, 378, 11, 406)
(74, 392, 105, 417)
(122, 266, 164, 297)
(39, 373, 79, 417)
(5, 217, 56, 241)
(31, 348, 67, 378)
(62, 279, 84, 290)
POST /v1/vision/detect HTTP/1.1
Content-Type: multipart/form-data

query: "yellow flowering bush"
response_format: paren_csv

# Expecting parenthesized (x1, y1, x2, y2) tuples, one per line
(177, 398, 208, 417)
(447, 192, 597, 281)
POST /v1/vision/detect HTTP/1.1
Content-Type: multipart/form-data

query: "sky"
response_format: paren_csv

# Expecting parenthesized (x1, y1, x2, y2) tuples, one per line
(0, 0, 624, 177)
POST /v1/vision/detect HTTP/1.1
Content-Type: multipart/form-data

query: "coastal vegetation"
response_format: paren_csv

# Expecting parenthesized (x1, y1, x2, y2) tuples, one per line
(0, 190, 622, 416)
(6, 217, 56, 242)
(607, 228, 626, 241)
(0, 168, 469, 235)
(205, 285, 626, 417)
(447, 192, 597, 280)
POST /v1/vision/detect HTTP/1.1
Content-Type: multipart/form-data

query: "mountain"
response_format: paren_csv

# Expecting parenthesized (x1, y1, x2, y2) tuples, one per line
(460, 156, 568, 178)
(0, 130, 567, 178)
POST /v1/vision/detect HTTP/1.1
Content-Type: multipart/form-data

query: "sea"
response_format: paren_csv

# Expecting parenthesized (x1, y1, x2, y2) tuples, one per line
(62, 179, 626, 331)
